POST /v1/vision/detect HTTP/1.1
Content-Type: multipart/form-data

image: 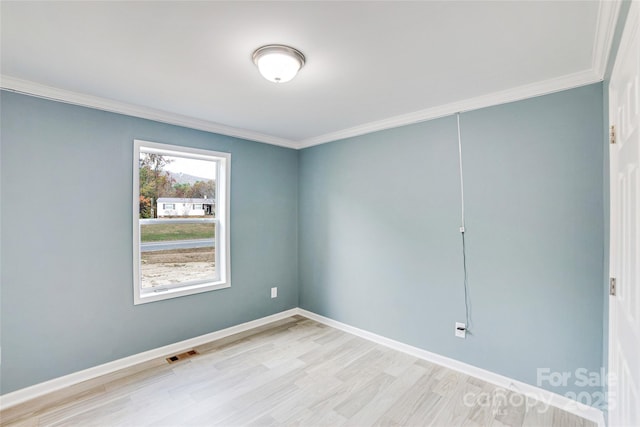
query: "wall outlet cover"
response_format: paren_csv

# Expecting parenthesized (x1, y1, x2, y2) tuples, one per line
(271, 287, 277, 298)
(455, 322, 466, 339)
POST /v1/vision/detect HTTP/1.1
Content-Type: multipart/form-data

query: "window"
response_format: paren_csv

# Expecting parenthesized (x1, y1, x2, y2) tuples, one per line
(133, 140, 230, 304)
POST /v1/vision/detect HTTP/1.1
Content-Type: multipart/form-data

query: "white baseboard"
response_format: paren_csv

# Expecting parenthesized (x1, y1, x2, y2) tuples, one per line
(0, 307, 606, 427)
(296, 308, 605, 427)
(0, 308, 299, 411)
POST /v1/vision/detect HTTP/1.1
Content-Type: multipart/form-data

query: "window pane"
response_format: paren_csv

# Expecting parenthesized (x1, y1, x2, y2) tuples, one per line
(140, 220, 216, 288)
(139, 152, 216, 219)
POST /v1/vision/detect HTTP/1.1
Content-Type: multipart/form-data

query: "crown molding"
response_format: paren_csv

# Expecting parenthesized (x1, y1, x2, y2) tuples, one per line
(592, 0, 622, 79)
(0, 68, 603, 151)
(0, 75, 299, 149)
(2, 0, 616, 155)
(299, 68, 601, 148)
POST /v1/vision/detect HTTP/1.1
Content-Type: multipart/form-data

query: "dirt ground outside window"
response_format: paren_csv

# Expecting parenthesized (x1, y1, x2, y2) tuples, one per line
(140, 247, 215, 288)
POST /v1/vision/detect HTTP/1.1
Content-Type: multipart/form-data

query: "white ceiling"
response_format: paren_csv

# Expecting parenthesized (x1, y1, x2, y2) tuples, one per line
(0, 1, 619, 149)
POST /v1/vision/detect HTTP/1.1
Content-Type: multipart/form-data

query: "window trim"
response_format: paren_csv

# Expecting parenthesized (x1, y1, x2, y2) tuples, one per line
(133, 139, 231, 305)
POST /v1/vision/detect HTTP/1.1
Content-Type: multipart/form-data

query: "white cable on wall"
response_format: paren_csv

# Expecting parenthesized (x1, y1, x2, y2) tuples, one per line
(456, 112, 471, 332)
(457, 113, 466, 230)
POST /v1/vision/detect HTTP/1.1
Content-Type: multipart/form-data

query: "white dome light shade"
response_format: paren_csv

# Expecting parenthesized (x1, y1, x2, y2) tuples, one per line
(252, 45, 305, 83)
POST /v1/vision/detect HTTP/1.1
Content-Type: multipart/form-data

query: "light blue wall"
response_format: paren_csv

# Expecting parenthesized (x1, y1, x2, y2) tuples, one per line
(299, 84, 605, 397)
(1, 83, 607, 400)
(0, 91, 299, 394)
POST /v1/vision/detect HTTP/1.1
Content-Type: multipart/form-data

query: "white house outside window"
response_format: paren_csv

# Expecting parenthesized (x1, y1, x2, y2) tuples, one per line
(133, 140, 230, 304)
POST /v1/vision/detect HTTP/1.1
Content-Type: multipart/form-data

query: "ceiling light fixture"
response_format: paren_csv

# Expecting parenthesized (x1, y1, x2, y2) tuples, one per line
(252, 44, 305, 83)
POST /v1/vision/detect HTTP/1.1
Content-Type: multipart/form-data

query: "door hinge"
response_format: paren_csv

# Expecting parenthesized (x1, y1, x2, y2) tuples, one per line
(610, 125, 616, 144)
(610, 277, 617, 296)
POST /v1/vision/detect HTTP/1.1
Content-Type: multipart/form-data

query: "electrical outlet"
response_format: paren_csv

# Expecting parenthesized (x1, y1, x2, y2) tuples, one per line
(455, 322, 466, 339)
(271, 287, 278, 298)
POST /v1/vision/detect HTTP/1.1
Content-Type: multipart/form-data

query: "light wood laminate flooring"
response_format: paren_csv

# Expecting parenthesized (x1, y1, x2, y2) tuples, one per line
(1, 316, 596, 427)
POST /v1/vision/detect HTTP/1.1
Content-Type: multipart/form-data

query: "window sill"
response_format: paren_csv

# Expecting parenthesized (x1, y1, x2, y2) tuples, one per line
(134, 280, 230, 305)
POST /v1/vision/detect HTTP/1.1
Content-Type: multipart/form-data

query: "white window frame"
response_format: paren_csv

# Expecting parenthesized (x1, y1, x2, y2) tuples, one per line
(133, 139, 231, 305)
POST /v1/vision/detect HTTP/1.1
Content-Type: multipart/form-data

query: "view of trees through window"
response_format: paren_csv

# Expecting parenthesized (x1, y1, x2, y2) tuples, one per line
(138, 151, 217, 289)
